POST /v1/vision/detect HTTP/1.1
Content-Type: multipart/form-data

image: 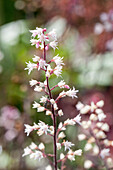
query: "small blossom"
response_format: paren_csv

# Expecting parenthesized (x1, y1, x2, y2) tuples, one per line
(66, 87, 78, 98)
(101, 123, 109, 132)
(78, 134, 86, 141)
(74, 114, 81, 124)
(63, 140, 74, 151)
(49, 126, 54, 135)
(37, 121, 49, 136)
(60, 153, 65, 160)
(29, 79, 38, 87)
(40, 96, 48, 103)
(49, 41, 58, 50)
(98, 112, 106, 121)
(54, 65, 62, 77)
(67, 150, 75, 161)
(34, 85, 43, 92)
(24, 124, 33, 136)
(95, 108, 103, 114)
(100, 148, 110, 159)
(80, 105, 90, 114)
(93, 145, 99, 155)
(38, 59, 46, 70)
(96, 130, 106, 139)
(38, 143, 45, 150)
(22, 147, 31, 157)
(58, 132, 66, 139)
(84, 143, 92, 151)
(50, 99, 55, 104)
(59, 91, 66, 98)
(96, 100, 104, 107)
(84, 160, 93, 169)
(89, 114, 98, 121)
(53, 103, 58, 110)
(32, 101, 40, 108)
(57, 143, 61, 150)
(45, 165, 52, 170)
(46, 110, 52, 115)
(30, 27, 43, 37)
(48, 29, 57, 40)
(53, 55, 64, 66)
(32, 55, 40, 62)
(76, 102, 84, 110)
(37, 106, 45, 112)
(90, 102, 97, 112)
(25, 61, 37, 74)
(82, 120, 91, 129)
(29, 142, 37, 150)
(64, 119, 75, 126)
(30, 39, 40, 48)
(30, 150, 43, 160)
(74, 149, 82, 156)
(58, 109, 64, 116)
(58, 122, 66, 131)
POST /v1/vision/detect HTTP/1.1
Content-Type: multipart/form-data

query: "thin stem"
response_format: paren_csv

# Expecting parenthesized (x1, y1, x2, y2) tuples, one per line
(43, 40, 57, 170)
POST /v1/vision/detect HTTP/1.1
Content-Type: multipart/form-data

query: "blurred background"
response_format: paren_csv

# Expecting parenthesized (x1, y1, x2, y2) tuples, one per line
(0, 0, 113, 169)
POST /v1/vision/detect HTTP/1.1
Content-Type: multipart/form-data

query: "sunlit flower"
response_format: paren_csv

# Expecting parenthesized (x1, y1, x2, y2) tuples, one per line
(63, 140, 74, 151)
(22, 147, 31, 157)
(49, 41, 58, 50)
(24, 124, 33, 136)
(30, 150, 43, 160)
(25, 61, 37, 74)
(100, 148, 110, 159)
(29, 79, 38, 87)
(66, 87, 78, 98)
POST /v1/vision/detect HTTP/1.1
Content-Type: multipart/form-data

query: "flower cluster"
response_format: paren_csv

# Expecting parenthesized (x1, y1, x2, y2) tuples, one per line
(23, 27, 82, 169)
(76, 100, 113, 169)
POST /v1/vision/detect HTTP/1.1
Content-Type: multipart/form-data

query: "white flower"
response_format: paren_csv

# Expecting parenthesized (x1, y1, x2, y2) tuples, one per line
(78, 134, 86, 141)
(32, 101, 40, 108)
(57, 143, 61, 150)
(64, 119, 75, 126)
(90, 102, 97, 112)
(30, 27, 43, 37)
(45, 165, 52, 170)
(22, 147, 31, 157)
(96, 100, 104, 107)
(53, 55, 64, 66)
(96, 130, 106, 139)
(82, 121, 91, 129)
(59, 91, 66, 98)
(100, 148, 110, 159)
(84, 160, 93, 169)
(74, 149, 82, 156)
(58, 132, 65, 139)
(84, 143, 92, 151)
(66, 87, 78, 98)
(40, 96, 48, 103)
(32, 55, 40, 62)
(24, 124, 33, 136)
(58, 80, 65, 88)
(54, 65, 62, 77)
(60, 153, 65, 160)
(101, 123, 109, 132)
(38, 59, 46, 70)
(94, 23, 104, 35)
(53, 103, 58, 110)
(29, 142, 37, 150)
(67, 150, 75, 161)
(37, 121, 49, 136)
(48, 29, 57, 40)
(63, 140, 74, 151)
(38, 143, 45, 150)
(49, 41, 58, 50)
(38, 34, 49, 43)
(50, 99, 55, 104)
(34, 85, 43, 92)
(58, 109, 64, 116)
(95, 109, 103, 114)
(37, 107, 45, 112)
(58, 122, 66, 131)
(30, 39, 40, 48)
(93, 145, 99, 155)
(74, 114, 81, 124)
(80, 105, 90, 114)
(98, 112, 106, 121)
(30, 150, 43, 160)
(29, 79, 38, 87)
(76, 102, 84, 110)
(89, 114, 98, 121)
(25, 61, 37, 74)
(46, 110, 52, 115)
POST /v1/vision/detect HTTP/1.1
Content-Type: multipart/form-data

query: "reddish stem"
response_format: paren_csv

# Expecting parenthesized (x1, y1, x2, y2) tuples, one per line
(43, 39, 57, 170)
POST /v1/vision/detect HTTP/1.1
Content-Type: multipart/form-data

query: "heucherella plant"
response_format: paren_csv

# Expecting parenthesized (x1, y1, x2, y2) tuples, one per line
(76, 100, 113, 170)
(23, 27, 82, 170)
